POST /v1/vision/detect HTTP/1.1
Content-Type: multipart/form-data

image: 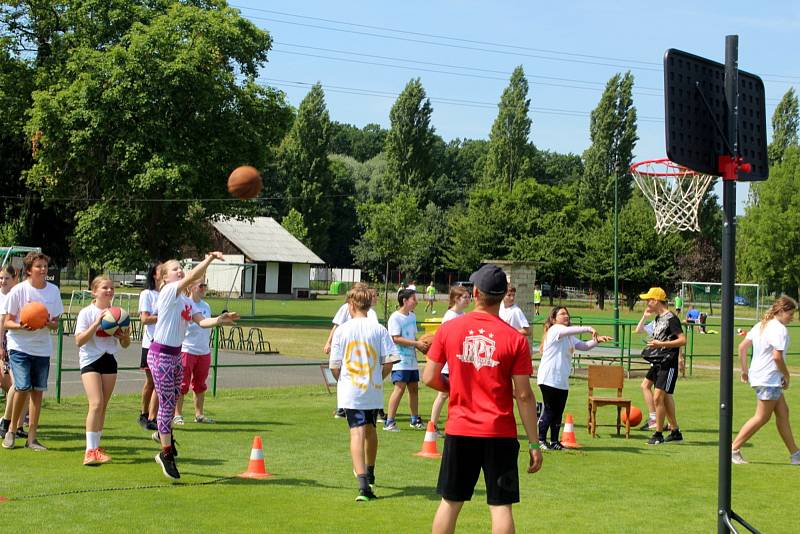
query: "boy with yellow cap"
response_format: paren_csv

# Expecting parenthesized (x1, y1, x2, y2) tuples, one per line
(635, 287, 687, 445)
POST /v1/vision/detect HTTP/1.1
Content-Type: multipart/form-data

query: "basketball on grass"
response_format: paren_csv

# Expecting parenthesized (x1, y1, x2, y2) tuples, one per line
(97, 306, 130, 337)
(621, 406, 642, 427)
(20, 302, 49, 330)
(227, 166, 263, 200)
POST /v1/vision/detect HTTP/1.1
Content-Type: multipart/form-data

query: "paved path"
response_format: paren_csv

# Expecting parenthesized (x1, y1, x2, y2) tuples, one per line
(45, 341, 328, 399)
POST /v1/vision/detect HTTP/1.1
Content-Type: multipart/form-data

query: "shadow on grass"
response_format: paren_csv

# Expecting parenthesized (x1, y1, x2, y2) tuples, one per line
(374, 484, 451, 501)
(219, 477, 342, 490)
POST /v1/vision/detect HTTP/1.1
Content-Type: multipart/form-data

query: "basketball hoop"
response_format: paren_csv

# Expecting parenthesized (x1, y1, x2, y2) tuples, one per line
(630, 158, 714, 234)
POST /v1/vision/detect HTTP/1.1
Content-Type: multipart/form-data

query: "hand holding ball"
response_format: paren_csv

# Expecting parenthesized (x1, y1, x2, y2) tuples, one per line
(97, 307, 130, 337)
(228, 166, 263, 200)
(20, 302, 49, 330)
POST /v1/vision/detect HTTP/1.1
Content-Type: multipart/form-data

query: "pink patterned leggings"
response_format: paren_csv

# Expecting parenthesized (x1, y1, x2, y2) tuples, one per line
(147, 343, 183, 435)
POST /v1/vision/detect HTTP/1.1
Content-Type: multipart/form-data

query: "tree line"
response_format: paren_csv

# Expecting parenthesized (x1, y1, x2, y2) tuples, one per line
(1, 1, 798, 302)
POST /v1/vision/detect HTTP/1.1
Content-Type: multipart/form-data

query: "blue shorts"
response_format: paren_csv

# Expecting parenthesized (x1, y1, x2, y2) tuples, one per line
(391, 370, 419, 384)
(754, 386, 783, 401)
(345, 409, 379, 429)
(9, 350, 50, 392)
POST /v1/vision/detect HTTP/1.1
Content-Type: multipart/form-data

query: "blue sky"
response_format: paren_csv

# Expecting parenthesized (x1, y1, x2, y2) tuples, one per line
(231, 1, 800, 209)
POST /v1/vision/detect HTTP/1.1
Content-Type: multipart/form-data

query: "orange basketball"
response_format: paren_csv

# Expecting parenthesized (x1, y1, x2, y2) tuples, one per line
(20, 302, 49, 330)
(227, 165, 263, 200)
(621, 406, 642, 427)
(418, 332, 435, 355)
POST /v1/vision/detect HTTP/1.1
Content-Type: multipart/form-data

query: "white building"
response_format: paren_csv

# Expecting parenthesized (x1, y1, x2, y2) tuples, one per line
(208, 217, 324, 296)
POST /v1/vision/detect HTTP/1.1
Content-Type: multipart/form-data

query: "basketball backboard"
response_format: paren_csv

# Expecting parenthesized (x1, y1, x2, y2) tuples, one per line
(664, 48, 768, 180)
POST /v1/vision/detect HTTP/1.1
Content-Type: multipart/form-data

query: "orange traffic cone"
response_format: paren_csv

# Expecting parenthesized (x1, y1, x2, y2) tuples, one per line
(238, 436, 273, 478)
(0, 496, 9, 503)
(561, 414, 581, 449)
(415, 421, 442, 458)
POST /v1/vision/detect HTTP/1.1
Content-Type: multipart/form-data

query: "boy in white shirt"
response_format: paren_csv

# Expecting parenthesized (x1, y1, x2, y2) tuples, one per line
(500, 285, 531, 336)
(1, 252, 64, 450)
(384, 289, 430, 431)
(329, 285, 399, 501)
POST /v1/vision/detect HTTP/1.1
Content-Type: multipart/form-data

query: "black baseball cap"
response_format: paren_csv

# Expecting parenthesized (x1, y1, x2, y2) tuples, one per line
(469, 264, 508, 296)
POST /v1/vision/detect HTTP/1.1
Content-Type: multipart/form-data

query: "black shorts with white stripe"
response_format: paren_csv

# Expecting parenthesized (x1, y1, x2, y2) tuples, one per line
(646, 364, 678, 395)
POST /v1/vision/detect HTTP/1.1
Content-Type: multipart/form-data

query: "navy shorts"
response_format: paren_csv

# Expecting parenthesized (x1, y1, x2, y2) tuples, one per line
(344, 409, 379, 429)
(9, 350, 50, 392)
(391, 370, 419, 384)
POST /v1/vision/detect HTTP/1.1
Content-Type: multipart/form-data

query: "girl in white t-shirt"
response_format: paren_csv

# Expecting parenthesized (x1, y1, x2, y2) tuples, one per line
(537, 306, 611, 450)
(74, 276, 131, 465)
(0, 265, 19, 438)
(429, 285, 471, 437)
(732, 296, 800, 465)
(149, 253, 239, 480)
(499, 285, 531, 336)
(138, 263, 162, 431)
(175, 280, 215, 425)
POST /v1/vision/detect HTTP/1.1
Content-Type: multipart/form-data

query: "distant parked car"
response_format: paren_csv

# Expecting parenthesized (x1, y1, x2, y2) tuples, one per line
(734, 295, 750, 306)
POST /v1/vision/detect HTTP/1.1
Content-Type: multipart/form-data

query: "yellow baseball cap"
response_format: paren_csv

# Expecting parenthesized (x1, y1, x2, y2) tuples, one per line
(639, 287, 668, 301)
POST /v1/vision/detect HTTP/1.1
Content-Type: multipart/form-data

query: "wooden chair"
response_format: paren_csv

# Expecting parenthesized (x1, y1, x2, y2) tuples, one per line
(587, 365, 631, 438)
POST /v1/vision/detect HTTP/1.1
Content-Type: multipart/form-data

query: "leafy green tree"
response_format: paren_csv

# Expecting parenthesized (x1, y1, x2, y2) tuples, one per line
(327, 155, 358, 266)
(484, 66, 532, 190)
(579, 72, 638, 211)
(275, 82, 334, 260)
(768, 88, 799, 165)
(281, 208, 308, 244)
(329, 122, 387, 162)
(384, 78, 437, 203)
(738, 146, 800, 298)
(530, 149, 584, 185)
(18, 1, 292, 269)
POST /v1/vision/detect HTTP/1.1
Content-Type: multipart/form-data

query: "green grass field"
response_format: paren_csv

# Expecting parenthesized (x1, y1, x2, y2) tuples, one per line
(2, 375, 798, 533)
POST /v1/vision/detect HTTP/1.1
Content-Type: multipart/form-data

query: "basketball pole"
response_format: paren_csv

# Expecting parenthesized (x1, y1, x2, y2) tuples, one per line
(717, 35, 759, 534)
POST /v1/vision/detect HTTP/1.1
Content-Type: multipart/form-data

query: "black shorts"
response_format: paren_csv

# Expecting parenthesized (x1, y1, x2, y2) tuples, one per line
(81, 353, 118, 375)
(344, 409, 379, 429)
(646, 364, 678, 395)
(140, 348, 150, 370)
(437, 435, 520, 505)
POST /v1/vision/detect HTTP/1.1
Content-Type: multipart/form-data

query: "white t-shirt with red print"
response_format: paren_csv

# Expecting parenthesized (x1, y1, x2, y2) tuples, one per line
(153, 281, 194, 348)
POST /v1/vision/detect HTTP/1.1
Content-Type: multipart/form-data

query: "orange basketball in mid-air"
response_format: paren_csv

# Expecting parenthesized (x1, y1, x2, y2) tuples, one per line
(621, 406, 643, 427)
(20, 302, 49, 330)
(227, 166, 263, 200)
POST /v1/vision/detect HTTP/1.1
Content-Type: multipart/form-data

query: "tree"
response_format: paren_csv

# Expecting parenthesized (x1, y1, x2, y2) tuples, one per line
(384, 78, 437, 204)
(275, 82, 334, 261)
(579, 72, 638, 211)
(329, 122, 387, 162)
(530, 149, 584, 185)
(17, 1, 292, 269)
(483, 66, 532, 190)
(738, 146, 800, 298)
(281, 208, 308, 244)
(768, 88, 799, 165)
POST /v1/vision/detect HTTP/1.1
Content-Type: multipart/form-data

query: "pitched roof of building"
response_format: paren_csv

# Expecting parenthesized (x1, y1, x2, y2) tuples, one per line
(211, 217, 324, 264)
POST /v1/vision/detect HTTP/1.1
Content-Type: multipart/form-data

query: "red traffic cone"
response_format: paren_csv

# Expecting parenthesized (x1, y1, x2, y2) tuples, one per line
(0, 496, 9, 503)
(415, 421, 442, 458)
(238, 436, 273, 479)
(561, 414, 582, 449)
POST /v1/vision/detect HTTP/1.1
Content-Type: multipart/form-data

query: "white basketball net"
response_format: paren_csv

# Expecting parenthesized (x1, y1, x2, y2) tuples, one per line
(630, 159, 714, 234)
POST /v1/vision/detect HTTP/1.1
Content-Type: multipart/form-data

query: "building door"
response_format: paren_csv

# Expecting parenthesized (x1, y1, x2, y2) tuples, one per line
(256, 262, 267, 293)
(277, 262, 292, 294)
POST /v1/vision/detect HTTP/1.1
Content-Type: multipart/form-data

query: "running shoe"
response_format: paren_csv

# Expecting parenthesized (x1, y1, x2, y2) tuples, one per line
(382, 421, 400, 432)
(664, 429, 684, 443)
(791, 450, 800, 465)
(172, 415, 185, 425)
(647, 432, 665, 445)
(145, 419, 158, 431)
(25, 439, 47, 451)
(194, 415, 215, 424)
(731, 449, 748, 465)
(155, 451, 180, 480)
(84, 449, 100, 466)
(376, 410, 386, 424)
(433, 424, 445, 438)
(94, 448, 112, 463)
(137, 413, 149, 430)
(409, 419, 424, 430)
(549, 441, 565, 451)
(355, 488, 378, 502)
(640, 419, 656, 431)
(334, 408, 346, 419)
(2, 431, 14, 449)
(15, 427, 27, 439)
(538, 440, 552, 451)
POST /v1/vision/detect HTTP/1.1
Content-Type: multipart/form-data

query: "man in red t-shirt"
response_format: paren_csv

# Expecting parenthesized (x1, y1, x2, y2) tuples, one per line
(423, 264, 543, 534)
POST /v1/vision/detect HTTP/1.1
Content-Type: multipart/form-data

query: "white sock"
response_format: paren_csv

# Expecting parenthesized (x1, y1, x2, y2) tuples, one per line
(649, 412, 657, 421)
(86, 431, 101, 451)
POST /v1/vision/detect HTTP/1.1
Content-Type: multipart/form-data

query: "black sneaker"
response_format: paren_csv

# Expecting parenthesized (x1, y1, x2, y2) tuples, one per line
(145, 419, 158, 431)
(15, 427, 28, 439)
(664, 429, 683, 443)
(549, 441, 565, 451)
(334, 408, 346, 419)
(155, 451, 180, 480)
(647, 432, 665, 445)
(355, 488, 378, 502)
(538, 440, 552, 451)
(138, 414, 149, 429)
